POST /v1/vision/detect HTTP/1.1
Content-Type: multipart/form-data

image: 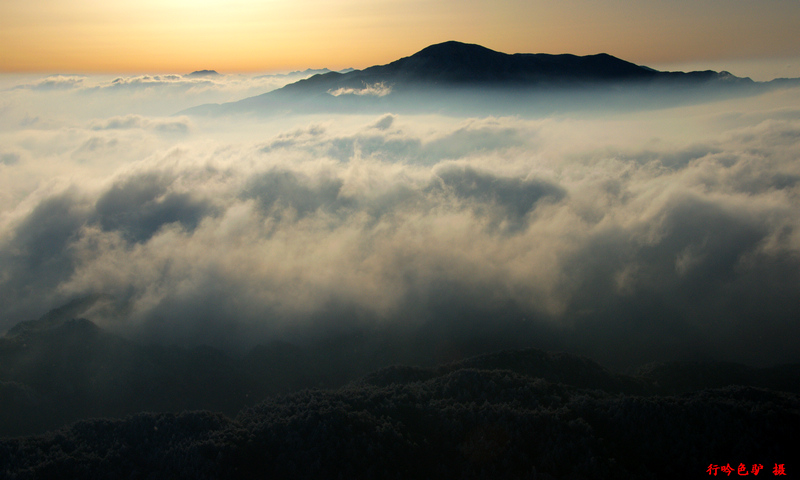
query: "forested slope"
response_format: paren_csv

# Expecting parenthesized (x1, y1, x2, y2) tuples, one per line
(2, 357, 798, 479)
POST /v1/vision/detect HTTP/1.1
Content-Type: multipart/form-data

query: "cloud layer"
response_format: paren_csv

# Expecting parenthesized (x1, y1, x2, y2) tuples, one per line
(2, 77, 800, 367)
(329, 82, 393, 97)
(0, 70, 331, 122)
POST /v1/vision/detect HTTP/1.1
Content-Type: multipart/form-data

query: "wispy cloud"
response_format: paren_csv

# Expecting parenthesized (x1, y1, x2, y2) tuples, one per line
(12, 75, 85, 91)
(329, 82, 392, 97)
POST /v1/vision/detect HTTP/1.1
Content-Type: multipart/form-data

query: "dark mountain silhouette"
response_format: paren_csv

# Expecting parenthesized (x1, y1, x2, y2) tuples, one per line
(2, 357, 798, 479)
(635, 360, 800, 394)
(0, 307, 251, 436)
(185, 69, 220, 78)
(180, 41, 798, 116)
(279, 41, 657, 92)
(3, 294, 114, 338)
(360, 348, 650, 394)
(2, 298, 800, 440)
(278, 40, 735, 92)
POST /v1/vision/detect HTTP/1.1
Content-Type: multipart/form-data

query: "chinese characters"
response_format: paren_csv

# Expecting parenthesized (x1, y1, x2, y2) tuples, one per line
(707, 464, 785, 476)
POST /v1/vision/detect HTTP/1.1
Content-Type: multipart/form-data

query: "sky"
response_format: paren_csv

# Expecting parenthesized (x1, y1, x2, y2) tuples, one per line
(2, 0, 800, 80)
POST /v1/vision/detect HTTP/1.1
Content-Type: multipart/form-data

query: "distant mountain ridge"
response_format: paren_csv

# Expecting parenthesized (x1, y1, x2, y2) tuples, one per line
(185, 69, 220, 78)
(180, 41, 799, 116)
(2, 298, 800, 437)
(281, 40, 736, 92)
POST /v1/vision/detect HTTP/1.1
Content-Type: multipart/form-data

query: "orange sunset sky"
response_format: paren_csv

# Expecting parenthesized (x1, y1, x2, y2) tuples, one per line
(1, 0, 799, 78)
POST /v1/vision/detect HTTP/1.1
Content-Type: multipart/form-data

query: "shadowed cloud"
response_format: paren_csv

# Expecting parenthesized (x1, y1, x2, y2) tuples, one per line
(1, 78, 799, 369)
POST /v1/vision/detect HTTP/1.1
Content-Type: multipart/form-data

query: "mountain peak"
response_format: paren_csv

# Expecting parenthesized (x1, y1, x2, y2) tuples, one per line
(3, 294, 114, 339)
(380, 41, 652, 86)
(186, 70, 220, 78)
(410, 41, 501, 59)
(181, 41, 762, 117)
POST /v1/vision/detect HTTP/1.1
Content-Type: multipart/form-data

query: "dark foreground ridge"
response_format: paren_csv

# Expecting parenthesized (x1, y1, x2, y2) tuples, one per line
(181, 41, 799, 116)
(1, 305, 799, 479)
(3, 300, 800, 438)
(1, 363, 798, 479)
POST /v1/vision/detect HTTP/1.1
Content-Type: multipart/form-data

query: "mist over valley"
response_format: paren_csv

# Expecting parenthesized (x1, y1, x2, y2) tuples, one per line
(2, 42, 800, 478)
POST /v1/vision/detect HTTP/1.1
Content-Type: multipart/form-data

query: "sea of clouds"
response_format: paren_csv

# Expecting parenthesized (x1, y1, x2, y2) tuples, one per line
(1, 72, 799, 367)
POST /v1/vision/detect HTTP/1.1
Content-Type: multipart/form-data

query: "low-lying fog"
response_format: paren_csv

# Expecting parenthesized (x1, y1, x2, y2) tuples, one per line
(2, 72, 799, 368)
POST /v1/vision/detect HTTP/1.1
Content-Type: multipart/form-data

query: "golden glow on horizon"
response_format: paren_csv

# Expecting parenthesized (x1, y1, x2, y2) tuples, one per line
(1, 0, 799, 73)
